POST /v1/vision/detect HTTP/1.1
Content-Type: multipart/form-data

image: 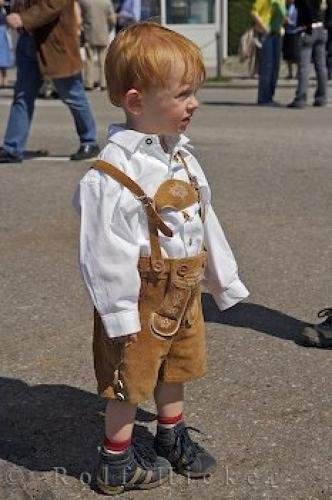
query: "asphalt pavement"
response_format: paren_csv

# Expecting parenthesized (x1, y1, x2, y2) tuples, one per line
(0, 81, 331, 500)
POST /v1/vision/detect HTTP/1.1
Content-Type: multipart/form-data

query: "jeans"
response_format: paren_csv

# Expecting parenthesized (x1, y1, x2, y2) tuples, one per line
(2, 33, 97, 158)
(294, 27, 328, 104)
(257, 33, 282, 104)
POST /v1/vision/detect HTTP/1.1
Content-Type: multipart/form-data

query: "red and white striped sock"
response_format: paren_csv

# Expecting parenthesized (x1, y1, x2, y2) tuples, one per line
(103, 436, 132, 455)
(157, 412, 183, 429)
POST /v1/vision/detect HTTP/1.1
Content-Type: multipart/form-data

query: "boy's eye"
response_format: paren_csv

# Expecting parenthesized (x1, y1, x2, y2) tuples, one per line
(177, 89, 195, 99)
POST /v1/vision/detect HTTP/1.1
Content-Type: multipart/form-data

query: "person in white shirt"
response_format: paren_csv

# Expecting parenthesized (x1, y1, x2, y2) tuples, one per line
(74, 22, 249, 495)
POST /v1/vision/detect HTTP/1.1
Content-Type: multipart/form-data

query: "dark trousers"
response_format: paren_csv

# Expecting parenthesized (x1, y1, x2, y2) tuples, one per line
(257, 33, 282, 104)
(327, 27, 332, 79)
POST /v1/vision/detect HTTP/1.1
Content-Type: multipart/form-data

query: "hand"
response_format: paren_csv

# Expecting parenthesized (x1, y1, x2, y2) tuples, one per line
(115, 333, 138, 344)
(6, 13, 23, 29)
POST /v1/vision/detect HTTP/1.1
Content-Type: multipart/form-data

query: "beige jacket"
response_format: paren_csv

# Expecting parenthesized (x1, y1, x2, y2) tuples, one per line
(80, 0, 115, 46)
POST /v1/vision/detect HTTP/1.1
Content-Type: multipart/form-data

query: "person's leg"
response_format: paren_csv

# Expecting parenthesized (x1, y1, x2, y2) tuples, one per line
(2, 34, 42, 159)
(97, 397, 171, 495)
(104, 399, 136, 444)
(0, 68, 7, 87)
(84, 43, 94, 89)
(257, 34, 274, 104)
(291, 31, 313, 106)
(327, 28, 332, 79)
(154, 381, 184, 421)
(154, 381, 216, 478)
(312, 27, 328, 105)
(97, 45, 107, 89)
(52, 72, 99, 158)
(270, 34, 282, 101)
(287, 61, 293, 79)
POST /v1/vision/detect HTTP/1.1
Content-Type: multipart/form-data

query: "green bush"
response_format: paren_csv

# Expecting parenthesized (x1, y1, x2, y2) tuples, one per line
(228, 0, 255, 55)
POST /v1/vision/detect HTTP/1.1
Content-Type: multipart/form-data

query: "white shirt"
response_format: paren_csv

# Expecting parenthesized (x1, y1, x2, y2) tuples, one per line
(73, 125, 249, 338)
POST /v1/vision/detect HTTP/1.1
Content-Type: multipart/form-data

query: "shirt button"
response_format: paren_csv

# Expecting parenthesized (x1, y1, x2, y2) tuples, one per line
(145, 138, 153, 145)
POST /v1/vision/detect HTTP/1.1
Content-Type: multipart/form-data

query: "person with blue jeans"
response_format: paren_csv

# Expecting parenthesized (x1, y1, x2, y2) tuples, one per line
(0, 0, 99, 163)
(252, 0, 286, 105)
(288, 0, 328, 108)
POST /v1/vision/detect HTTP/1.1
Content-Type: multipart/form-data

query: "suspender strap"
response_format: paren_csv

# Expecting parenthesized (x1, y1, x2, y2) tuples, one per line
(93, 160, 173, 238)
(176, 152, 201, 202)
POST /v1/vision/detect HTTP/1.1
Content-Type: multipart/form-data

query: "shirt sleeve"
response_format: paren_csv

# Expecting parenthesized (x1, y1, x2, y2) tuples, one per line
(76, 169, 142, 339)
(203, 205, 249, 311)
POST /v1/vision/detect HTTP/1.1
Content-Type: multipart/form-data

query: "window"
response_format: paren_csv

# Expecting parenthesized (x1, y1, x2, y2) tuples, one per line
(166, 0, 215, 24)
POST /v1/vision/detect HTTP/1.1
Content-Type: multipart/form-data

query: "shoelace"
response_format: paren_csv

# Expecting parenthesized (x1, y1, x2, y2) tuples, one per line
(317, 308, 332, 325)
(174, 425, 205, 465)
(132, 439, 158, 469)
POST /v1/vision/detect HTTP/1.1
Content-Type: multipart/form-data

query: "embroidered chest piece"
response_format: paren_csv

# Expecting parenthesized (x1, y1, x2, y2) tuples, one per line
(153, 179, 198, 212)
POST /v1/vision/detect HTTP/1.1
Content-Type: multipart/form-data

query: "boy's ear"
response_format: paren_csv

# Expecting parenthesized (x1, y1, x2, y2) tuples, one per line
(123, 89, 142, 115)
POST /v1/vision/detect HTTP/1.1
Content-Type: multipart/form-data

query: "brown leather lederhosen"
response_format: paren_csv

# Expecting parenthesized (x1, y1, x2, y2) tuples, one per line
(92, 155, 207, 405)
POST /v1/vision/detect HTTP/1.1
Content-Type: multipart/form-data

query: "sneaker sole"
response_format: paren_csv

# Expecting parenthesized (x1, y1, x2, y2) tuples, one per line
(96, 474, 169, 495)
(175, 464, 216, 479)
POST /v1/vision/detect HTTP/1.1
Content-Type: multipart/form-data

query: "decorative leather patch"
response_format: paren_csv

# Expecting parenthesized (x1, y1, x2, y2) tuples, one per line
(149, 312, 181, 338)
(154, 179, 198, 212)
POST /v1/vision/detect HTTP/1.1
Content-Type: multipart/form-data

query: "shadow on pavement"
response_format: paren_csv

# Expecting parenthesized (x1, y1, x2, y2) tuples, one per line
(202, 294, 307, 341)
(0, 303, 308, 484)
(0, 377, 155, 485)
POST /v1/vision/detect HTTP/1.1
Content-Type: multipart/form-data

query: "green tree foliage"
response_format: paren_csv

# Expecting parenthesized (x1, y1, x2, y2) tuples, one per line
(228, 0, 255, 55)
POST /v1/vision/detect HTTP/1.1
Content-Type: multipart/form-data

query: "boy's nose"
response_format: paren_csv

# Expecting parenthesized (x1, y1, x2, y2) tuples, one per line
(188, 95, 199, 110)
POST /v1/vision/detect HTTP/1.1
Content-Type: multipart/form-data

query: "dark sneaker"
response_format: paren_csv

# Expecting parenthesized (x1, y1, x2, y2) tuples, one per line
(297, 308, 332, 348)
(70, 144, 100, 161)
(287, 100, 306, 109)
(154, 421, 216, 478)
(96, 440, 171, 495)
(0, 148, 22, 163)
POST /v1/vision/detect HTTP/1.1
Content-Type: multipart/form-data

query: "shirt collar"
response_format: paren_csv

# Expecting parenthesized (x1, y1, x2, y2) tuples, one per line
(107, 124, 192, 155)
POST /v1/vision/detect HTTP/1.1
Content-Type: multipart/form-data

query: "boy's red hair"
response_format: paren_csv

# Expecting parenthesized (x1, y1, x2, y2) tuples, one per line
(105, 22, 206, 107)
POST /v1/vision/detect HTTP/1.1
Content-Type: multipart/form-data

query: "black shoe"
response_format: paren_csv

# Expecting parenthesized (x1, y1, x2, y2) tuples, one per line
(0, 148, 22, 163)
(154, 421, 217, 478)
(257, 100, 283, 108)
(287, 100, 306, 109)
(296, 308, 332, 348)
(96, 441, 171, 495)
(313, 100, 327, 107)
(70, 144, 100, 161)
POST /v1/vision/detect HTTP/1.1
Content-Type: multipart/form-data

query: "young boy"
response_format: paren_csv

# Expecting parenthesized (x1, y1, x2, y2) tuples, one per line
(74, 23, 249, 495)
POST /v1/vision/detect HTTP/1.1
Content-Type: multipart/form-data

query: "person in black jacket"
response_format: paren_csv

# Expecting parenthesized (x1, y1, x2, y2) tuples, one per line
(288, 0, 328, 107)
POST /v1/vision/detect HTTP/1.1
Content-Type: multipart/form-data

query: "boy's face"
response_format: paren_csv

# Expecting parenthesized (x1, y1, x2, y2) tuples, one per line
(126, 61, 199, 135)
